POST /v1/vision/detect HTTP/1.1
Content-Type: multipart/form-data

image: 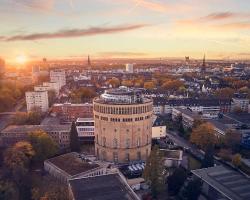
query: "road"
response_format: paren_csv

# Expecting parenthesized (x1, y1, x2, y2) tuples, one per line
(0, 99, 25, 131)
(166, 130, 204, 161)
(166, 130, 223, 166)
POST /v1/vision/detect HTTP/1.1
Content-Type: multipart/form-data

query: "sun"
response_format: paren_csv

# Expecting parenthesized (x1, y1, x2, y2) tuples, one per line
(16, 55, 27, 64)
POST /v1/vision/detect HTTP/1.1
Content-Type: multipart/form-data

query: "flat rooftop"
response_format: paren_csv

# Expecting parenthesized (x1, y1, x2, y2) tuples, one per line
(192, 165, 250, 200)
(69, 173, 139, 200)
(1, 125, 71, 134)
(47, 153, 99, 176)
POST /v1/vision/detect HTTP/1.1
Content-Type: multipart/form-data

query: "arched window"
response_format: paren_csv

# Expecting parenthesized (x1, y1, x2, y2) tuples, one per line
(113, 138, 118, 148)
(103, 137, 106, 147)
(137, 137, 141, 147)
(126, 139, 130, 148)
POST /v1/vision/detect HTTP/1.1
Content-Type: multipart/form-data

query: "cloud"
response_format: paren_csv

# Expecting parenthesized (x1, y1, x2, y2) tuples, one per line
(200, 12, 238, 21)
(0, 24, 149, 42)
(130, 0, 168, 12)
(12, 0, 55, 11)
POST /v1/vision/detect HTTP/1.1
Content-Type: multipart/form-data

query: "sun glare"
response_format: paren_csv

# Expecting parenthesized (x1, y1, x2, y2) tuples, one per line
(16, 55, 27, 64)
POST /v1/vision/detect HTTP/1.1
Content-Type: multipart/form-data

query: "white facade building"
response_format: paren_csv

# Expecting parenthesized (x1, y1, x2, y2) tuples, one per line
(25, 91, 49, 112)
(125, 64, 134, 73)
(42, 82, 60, 96)
(75, 118, 95, 142)
(50, 69, 66, 89)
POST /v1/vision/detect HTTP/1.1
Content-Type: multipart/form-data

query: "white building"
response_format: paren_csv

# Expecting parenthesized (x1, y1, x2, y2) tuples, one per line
(50, 69, 66, 89)
(43, 82, 60, 96)
(75, 118, 94, 142)
(232, 94, 249, 112)
(125, 64, 134, 73)
(25, 91, 49, 112)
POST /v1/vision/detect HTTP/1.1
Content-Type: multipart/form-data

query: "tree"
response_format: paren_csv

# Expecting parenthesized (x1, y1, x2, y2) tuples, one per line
(107, 77, 120, 88)
(224, 130, 241, 152)
(13, 141, 35, 161)
(29, 130, 58, 162)
(121, 80, 134, 87)
(3, 143, 34, 200)
(232, 154, 242, 168)
(214, 88, 235, 99)
(178, 178, 202, 200)
(190, 123, 218, 150)
(201, 143, 214, 168)
(144, 81, 156, 90)
(167, 168, 187, 195)
(0, 181, 18, 200)
(70, 122, 80, 152)
(143, 146, 164, 198)
(12, 111, 42, 125)
(162, 80, 184, 91)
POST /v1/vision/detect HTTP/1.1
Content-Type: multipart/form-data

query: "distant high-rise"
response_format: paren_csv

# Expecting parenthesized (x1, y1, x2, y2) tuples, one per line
(0, 58, 6, 75)
(125, 64, 133, 73)
(50, 69, 66, 89)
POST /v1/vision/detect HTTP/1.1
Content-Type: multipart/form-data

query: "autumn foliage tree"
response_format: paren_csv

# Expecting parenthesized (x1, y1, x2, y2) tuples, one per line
(162, 80, 184, 91)
(106, 77, 120, 88)
(190, 122, 218, 150)
(28, 130, 58, 162)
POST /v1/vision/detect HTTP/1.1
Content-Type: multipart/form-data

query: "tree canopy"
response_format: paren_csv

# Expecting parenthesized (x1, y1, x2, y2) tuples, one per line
(190, 122, 218, 150)
(28, 130, 58, 162)
(143, 146, 164, 198)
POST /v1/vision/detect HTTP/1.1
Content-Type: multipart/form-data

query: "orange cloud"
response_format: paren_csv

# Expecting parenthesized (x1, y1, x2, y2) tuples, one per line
(0, 24, 149, 41)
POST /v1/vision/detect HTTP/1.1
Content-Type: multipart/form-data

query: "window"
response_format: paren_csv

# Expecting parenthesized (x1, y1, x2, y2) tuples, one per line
(125, 153, 130, 162)
(113, 152, 118, 163)
(126, 139, 130, 148)
(113, 138, 118, 148)
(137, 151, 141, 160)
(103, 137, 106, 147)
(137, 138, 141, 147)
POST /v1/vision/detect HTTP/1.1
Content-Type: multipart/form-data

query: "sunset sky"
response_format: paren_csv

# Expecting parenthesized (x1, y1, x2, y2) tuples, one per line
(1, 0, 250, 63)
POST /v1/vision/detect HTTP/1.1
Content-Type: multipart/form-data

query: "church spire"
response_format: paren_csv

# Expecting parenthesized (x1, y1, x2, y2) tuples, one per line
(87, 55, 91, 70)
(202, 54, 206, 67)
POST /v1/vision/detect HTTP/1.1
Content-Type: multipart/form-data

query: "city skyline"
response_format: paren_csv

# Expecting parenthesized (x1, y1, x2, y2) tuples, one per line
(1, 0, 250, 63)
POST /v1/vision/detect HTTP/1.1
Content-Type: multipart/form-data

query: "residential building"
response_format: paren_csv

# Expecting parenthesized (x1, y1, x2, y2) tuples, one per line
(51, 103, 93, 122)
(93, 86, 153, 163)
(192, 166, 250, 200)
(153, 97, 231, 118)
(25, 90, 49, 112)
(232, 93, 249, 112)
(172, 108, 200, 128)
(0, 124, 71, 149)
(152, 116, 166, 139)
(75, 118, 94, 142)
(50, 69, 66, 89)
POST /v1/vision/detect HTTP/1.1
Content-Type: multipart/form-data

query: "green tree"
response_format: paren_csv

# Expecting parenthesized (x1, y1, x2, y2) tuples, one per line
(167, 168, 187, 195)
(29, 130, 58, 162)
(178, 178, 202, 200)
(70, 122, 80, 152)
(143, 146, 164, 198)
(201, 143, 214, 168)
